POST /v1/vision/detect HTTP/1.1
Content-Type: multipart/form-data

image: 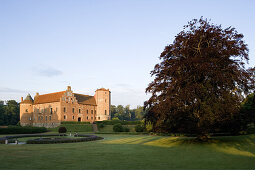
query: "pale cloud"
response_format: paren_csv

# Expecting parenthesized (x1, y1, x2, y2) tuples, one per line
(0, 87, 27, 94)
(34, 67, 63, 77)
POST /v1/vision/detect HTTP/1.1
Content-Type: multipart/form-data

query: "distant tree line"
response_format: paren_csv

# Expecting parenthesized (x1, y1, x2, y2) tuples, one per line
(0, 100, 20, 126)
(110, 105, 147, 121)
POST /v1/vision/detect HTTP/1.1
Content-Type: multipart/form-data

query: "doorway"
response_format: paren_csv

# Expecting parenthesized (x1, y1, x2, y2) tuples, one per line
(78, 117, 81, 122)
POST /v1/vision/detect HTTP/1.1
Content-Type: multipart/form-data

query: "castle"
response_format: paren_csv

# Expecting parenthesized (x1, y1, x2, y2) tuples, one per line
(20, 86, 111, 128)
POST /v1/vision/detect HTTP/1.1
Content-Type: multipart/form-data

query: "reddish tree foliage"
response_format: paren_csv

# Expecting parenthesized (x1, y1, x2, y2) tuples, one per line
(145, 18, 255, 136)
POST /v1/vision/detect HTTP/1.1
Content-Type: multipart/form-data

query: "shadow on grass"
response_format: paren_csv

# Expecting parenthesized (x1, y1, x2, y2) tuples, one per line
(101, 134, 255, 157)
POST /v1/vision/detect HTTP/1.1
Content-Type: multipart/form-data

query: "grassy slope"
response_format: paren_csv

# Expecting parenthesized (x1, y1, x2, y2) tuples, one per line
(48, 124, 93, 132)
(0, 134, 255, 169)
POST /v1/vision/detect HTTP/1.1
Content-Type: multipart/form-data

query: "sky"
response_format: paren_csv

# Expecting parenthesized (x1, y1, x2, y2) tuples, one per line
(0, 0, 255, 108)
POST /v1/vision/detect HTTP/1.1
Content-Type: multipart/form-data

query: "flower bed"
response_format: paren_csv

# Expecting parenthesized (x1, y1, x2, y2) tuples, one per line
(0, 134, 103, 144)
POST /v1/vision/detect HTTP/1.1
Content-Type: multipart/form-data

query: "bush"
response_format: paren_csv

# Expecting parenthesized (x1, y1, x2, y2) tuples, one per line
(58, 127, 67, 133)
(135, 124, 145, 132)
(0, 126, 47, 134)
(113, 123, 124, 132)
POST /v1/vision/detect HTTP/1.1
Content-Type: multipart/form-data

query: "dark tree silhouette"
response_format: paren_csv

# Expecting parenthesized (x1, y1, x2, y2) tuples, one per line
(145, 18, 255, 139)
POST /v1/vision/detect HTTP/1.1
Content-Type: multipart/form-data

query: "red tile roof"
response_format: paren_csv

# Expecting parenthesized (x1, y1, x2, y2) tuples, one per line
(33, 91, 96, 105)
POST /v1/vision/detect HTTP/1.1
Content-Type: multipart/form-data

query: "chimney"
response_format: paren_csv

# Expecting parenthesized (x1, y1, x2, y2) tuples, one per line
(21, 97, 23, 102)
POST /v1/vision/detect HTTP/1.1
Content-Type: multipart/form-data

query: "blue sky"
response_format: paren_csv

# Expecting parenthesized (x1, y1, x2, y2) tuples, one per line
(0, 0, 255, 108)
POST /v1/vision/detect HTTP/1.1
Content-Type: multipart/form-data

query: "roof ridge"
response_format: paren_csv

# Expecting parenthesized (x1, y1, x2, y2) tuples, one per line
(73, 93, 93, 97)
(38, 91, 66, 96)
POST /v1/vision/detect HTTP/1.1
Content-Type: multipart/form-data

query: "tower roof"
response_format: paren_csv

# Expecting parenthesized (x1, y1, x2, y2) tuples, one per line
(21, 94, 34, 104)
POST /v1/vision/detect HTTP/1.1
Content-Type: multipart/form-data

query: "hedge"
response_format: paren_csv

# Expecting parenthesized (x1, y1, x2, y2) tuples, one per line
(61, 121, 90, 125)
(95, 120, 141, 125)
(0, 126, 47, 134)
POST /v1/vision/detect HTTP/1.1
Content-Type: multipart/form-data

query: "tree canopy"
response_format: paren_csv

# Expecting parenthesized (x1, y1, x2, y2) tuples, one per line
(145, 18, 255, 136)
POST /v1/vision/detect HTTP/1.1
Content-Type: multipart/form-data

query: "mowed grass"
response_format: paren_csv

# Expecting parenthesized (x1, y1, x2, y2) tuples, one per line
(0, 134, 255, 169)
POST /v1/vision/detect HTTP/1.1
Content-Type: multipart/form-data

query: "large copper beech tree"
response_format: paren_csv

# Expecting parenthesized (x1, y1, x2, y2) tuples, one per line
(145, 18, 255, 137)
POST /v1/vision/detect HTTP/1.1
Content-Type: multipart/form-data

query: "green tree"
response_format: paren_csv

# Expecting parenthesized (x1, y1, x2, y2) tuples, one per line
(145, 18, 255, 139)
(240, 93, 255, 126)
(4, 100, 20, 125)
(0, 101, 5, 125)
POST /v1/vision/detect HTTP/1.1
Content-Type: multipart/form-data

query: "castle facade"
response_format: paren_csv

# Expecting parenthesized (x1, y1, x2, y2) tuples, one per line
(20, 86, 111, 128)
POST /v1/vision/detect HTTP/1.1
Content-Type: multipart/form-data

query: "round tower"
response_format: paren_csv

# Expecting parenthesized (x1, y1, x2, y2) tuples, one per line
(95, 88, 111, 121)
(20, 94, 34, 126)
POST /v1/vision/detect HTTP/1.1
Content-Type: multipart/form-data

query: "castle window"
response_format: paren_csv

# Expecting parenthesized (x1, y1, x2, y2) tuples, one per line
(87, 116, 88, 120)
(50, 108, 53, 114)
(64, 107, 66, 113)
(87, 110, 88, 114)
(25, 109, 28, 112)
(91, 110, 93, 114)
(105, 110, 107, 115)
(79, 109, 81, 113)
(64, 115, 66, 120)
(49, 116, 51, 121)
(45, 116, 47, 121)
(73, 116, 75, 120)
(72, 108, 75, 113)
(98, 117, 100, 120)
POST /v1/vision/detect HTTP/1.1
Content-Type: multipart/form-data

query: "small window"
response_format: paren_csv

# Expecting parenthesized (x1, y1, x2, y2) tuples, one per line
(28, 117, 32, 121)
(45, 116, 47, 121)
(87, 110, 88, 114)
(98, 117, 100, 120)
(41, 116, 43, 120)
(95, 110, 96, 114)
(91, 110, 93, 114)
(64, 115, 66, 120)
(25, 109, 28, 112)
(73, 116, 75, 120)
(50, 108, 53, 114)
(79, 109, 81, 113)
(91, 117, 93, 120)
(64, 107, 66, 113)
(49, 116, 51, 120)
(105, 110, 107, 115)
(72, 108, 75, 113)
(87, 116, 88, 120)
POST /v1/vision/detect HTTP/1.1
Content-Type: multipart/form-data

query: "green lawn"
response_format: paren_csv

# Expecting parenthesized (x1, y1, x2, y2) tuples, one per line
(0, 134, 255, 169)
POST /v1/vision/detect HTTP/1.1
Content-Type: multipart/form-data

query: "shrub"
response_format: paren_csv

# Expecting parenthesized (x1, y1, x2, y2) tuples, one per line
(146, 121, 153, 132)
(113, 123, 123, 132)
(135, 124, 145, 132)
(58, 127, 67, 133)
